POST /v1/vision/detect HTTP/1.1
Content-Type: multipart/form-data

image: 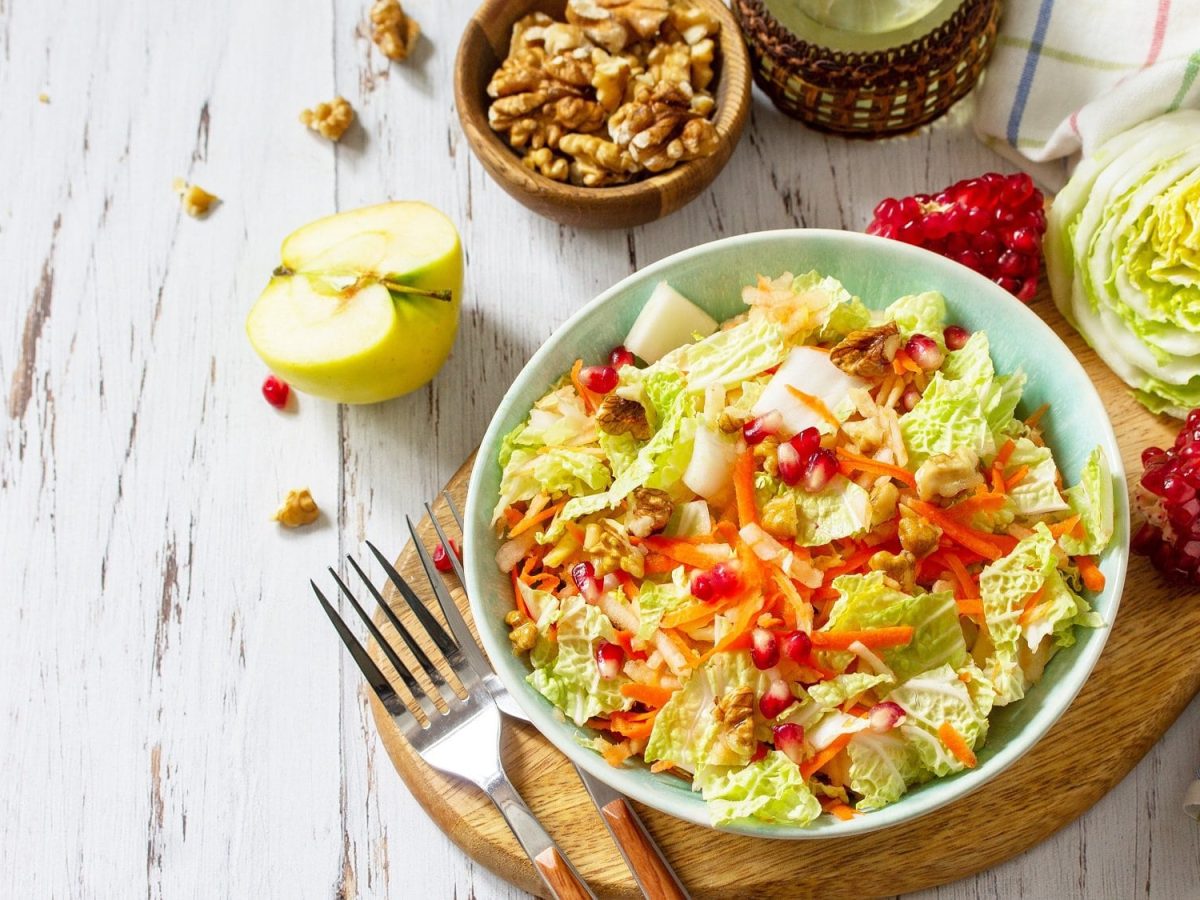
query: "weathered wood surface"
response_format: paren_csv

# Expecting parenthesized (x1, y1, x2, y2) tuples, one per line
(1, 1, 1197, 898)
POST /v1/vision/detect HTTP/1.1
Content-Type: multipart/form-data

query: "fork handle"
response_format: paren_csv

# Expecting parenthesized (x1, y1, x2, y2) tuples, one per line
(485, 775, 596, 900)
(599, 798, 689, 900)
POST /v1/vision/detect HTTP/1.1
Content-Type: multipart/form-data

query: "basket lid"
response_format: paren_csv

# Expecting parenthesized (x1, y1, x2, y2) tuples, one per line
(762, 0, 965, 52)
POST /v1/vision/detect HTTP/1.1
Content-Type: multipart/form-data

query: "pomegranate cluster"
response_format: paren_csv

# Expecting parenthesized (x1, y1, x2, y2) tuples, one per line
(866, 172, 1046, 302)
(1132, 409, 1200, 584)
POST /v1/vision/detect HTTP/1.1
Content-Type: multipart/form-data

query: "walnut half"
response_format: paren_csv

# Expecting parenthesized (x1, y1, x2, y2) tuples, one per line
(370, 0, 420, 62)
(914, 447, 984, 501)
(712, 685, 755, 758)
(625, 487, 673, 537)
(274, 488, 319, 528)
(830, 322, 901, 379)
(299, 96, 355, 142)
(596, 394, 652, 440)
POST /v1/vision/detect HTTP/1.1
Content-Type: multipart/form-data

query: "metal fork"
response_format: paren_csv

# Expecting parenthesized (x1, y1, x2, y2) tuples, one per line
(378, 493, 689, 900)
(312, 553, 595, 900)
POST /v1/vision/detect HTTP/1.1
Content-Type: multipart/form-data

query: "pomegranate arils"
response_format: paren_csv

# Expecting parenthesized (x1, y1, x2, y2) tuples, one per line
(901, 388, 922, 411)
(690, 571, 717, 602)
(595, 640, 624, 679)
(791, 426, 822, 459)
(868, 701, 907, 734)
(750, 741, 768, 762)
(750, 628, 780, 670)
(580, 365, 618, 394)
(262, 374, 290, 408)
(743, 410, 783, 445)
(1133, 409, 1200, 585)
(709, 562, 740, 597)
(760, 681, 795, 719)
(772, 722, 806, 764)
(433, 539, 460, 572)
(803, 449, 839, 493)
(905, 334, 944, 371)
(943, 325, 970, 351)
(866, 172, 1046, 302)
(780, 630, 812, 664)
(777, 442, 804, 486)
(571, 561, 602, 602)
(608, 345, 635, 368)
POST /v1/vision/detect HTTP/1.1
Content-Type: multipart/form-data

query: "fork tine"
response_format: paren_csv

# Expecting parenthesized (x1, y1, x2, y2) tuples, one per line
(326, 568, 440, 718)
(426, 502, 467, 587)
(405, 515, 472, 648)
(311, 581, 413, 722)
(343, 557, 452, 694)
(442, 490, 464, 530)
(365, 540, 459, 658)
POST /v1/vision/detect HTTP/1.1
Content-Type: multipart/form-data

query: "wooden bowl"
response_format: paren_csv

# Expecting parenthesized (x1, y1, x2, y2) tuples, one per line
(454, 0, 751, 229)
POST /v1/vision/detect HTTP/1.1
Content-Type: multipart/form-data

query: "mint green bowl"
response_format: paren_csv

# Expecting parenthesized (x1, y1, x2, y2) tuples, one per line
(464, 230, 1129, 838)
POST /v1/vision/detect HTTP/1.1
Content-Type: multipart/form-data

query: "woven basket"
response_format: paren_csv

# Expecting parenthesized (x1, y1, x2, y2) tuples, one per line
(733, 0, 1000, 138)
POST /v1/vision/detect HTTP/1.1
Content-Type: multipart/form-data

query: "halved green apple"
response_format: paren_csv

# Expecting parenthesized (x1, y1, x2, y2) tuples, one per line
(246, 201, 463, 404)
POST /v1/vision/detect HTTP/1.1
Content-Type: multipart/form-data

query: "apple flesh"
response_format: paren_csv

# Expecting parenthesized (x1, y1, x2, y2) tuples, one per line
(246, 201, 463, 404)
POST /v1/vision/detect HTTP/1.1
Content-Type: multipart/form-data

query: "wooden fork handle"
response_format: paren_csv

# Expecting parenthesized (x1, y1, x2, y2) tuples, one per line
(533, 847, 594, 900)
(600, 798, 689, 900)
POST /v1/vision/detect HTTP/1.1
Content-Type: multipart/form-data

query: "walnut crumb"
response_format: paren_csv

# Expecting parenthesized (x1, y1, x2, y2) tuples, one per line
(274, 488, 320, 528)
(505, 610, 539, 652)
(300, 96, 355, 141)
(172, 178, 218, 218)
(370, 0, 420, 62)
(38, 92, 50, 104)
(830, 322, 901, 379)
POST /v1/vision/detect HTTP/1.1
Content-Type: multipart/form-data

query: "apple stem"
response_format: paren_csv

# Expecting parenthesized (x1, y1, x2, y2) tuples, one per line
(379, 279, 453, 303)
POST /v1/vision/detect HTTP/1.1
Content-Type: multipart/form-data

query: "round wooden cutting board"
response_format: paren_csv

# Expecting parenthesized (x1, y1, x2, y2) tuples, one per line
(367, 289, 1198, 899)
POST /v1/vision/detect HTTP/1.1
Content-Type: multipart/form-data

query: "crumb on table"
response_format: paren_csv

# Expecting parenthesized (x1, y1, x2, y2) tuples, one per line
(172, 178, 219, 218)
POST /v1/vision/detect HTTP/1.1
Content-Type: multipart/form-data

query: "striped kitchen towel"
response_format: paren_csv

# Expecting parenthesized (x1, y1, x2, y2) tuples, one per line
(974, 0, 1200, 186)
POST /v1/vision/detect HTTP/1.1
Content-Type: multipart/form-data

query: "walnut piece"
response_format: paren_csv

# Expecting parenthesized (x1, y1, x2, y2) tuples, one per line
(172, 178, 218, 218)
(752, 435, 779, 478)
(591, 52, 632, 112)
(505, 610, 539, 652)
(625, 487, 673, 537)
(761, 496, 799, 540)
(567, 0, 670, 53)
(830, 322, 901, 379)
(274, 488, 319, 528)
(583, 518, 645, 578)
(898, 513, 941, 558)
(522, 147, 569, 181)
(914, 447, 984, 501)
(609, 81, 719, 172)
(668, 0, 721, 46)
(370, 0, 420, 62)
(596, 394, 652, 440)
(299, 96, 355, 142)
(560, 132, 639, 185)
(868, 549, 916, 593)
(868, 480, 900, 527)
(712, 685, 755, 758)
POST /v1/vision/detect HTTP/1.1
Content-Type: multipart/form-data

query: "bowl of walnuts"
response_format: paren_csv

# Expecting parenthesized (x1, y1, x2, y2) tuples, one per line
(454, 0, 751, 229)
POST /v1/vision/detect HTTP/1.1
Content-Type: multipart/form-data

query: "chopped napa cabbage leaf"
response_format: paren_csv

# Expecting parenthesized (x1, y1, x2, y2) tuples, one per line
(598, 429, 641, 480)
(901, 373, 996, 467)
(665, 499, 713, 537)
(530, 448, 612, 496)
(888, 663, 994, 776)
(940, 330, 993, 384)
(1058, 447, 1116, 557)
(848, 728, 928, 810)
(527, 594, 630, 726)
(757, 475, 871, 546)
(641, 368, 686, 426)
(655, 318, 789, 393)
(821, 572, 966, 682)
(1023, 567, 1105, 651)
(885, 291, 948, 343)
(783, 270, 872, 343)
(937, 330, 1027, 448)
(806, 671, 895, 709)
(1006, 437, 1069, 517)
(644, 651, 771, 771)
(634, 573, 691, 644)
(694, 751, 823, 827)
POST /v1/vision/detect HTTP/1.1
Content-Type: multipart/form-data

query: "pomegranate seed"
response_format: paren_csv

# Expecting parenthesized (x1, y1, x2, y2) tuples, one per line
(943, 325, 970, 351)
(866, 173, 1046, 301)
(1131, 521, 1162, 554)
(791, 426, 822, 460)
(777, 441, 804, 486)
(743, 410, 784, 445)
(1134, 410, 1200, 585)
(1142, 446, 1168, 467)
(690, 571, 717, 603)
(750, 741, 768, 762)
(608, 345, 635, 368)
(772, 722, 805, 764)
(780, 630, 812, 664)
(868, 701, 907, 734)
(902, 388, 922, 411)
(571, 561, 602, 602)
(595, 640, 624, 680)
(802, 449, 839, 493)
(709, 562, 740, 597)
(760, 681, 795, 719)
(262, 374, 290, 408)
(750, 628, 780, 670)
(433, 539, 460, 572)
(580, 365, 618, 394)
(905, 334, 944, 371)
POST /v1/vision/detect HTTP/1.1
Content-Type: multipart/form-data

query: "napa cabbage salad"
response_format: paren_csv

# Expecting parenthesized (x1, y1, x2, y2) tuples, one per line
(493, 273, 1114, 828)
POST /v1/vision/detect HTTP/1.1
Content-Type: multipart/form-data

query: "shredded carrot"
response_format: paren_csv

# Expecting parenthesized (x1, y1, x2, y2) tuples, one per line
(612, 570, 638, 603)
(570, 359, 597, 413)
(733, 447, 758, 526)
(891, 348, 922, 375)
(511, 569, 531, 619)
(508, 500, 564, 538)
(835, 446, 917, 489)
(663, 629, 703, 667)
(1077, 555, 1106, 592)
(800, 733, 854, 780)
(1049, 515, 1082, 539)
(786, 385, 842, 431)
(601, 739, 635, 768)
(562, 520, 586, 544)
(503, 506, 524, 528)
(1018, 585, 1047, 626)
(947, 492, 1008, 521)
(938, 722, 977, 768)
(990, 467, 1006, 494)
(703, 595, 764, 660)
(810, 626, 914, 651)
(644, 553, 679, 575)
(956, 598, 984, 617)
(608, 710, 657, 740)
(611, 629, 648, 661)
(1025, 402, 1050, 429)
(994, 439, 1016, 468)
(649, 759, 675, 774)
(906, 499, 1007, 561)
(661, 601, 719, 629)
(824, 801, 858, 821)
(821, 546, 877, 583)
(642, 536, 727, 570)
(959, 670, 973, 683)
(1005, 465, 1030, 490)
(620, 683, 675, 707)
(940, 550, 979, 600)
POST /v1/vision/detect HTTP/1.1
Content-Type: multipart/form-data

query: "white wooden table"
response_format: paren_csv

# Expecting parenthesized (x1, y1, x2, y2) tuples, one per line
(3, 2, 1199, 897)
